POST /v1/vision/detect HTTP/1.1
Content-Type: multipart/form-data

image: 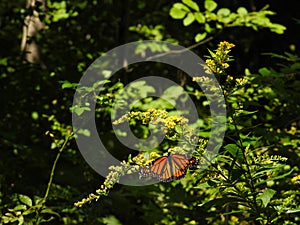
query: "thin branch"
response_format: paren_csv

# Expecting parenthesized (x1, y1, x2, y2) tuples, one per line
(145, 36, 214, 61)
(42, 133, 73, 204)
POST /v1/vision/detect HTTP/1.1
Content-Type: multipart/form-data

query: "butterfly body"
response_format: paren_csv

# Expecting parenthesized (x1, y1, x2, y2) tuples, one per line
(139, 154, 199, 182)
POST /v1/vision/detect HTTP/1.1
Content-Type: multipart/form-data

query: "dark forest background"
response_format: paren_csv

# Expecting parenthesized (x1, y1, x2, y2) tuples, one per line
(1, 0, 300, 224)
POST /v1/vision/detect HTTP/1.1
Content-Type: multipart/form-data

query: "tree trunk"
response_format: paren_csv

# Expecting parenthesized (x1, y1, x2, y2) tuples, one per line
(20, 0, 46, 67)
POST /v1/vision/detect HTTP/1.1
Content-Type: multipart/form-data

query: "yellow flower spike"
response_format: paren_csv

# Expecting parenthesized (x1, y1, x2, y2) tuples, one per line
(150, 151, 159, 159)
(77, 109, 198, 207)
(227, 75, 234, 81)
(291, 174, 300, 183)
(205, 41, 235, 76)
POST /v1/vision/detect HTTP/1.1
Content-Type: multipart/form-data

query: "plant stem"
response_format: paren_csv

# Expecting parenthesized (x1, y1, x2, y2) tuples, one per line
(42, 134, 72, 204)
(230, 114, 259, 212)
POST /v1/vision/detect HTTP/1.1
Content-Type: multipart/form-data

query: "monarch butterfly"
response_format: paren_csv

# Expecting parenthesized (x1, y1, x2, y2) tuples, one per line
(139, 154, 199, 182)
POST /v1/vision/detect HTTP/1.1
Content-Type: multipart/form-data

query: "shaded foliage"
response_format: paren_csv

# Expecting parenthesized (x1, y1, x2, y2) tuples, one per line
(0, 0, 300, 224)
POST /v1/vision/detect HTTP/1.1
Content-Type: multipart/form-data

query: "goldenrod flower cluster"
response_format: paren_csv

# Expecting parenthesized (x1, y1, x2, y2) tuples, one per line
(113, 108, 168, 125)
(291, 174, 300, 183)
(205, 41, 235, 75)
(75, 109, 192, 207)
(74, 161, 140, 207)
(113, 108, 188, 134)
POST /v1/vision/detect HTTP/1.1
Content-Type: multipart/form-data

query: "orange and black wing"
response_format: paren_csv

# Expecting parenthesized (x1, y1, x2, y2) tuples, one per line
(139, 156, 168, 179)
(139, 154, 199, 182)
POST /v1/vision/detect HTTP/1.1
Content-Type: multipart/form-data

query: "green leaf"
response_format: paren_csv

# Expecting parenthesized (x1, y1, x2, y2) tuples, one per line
(14, 204, 27, 211)
(270, 23, 286, 34)
(195, 32, 207, 42)
(224, 144, 243, 160)
(205, 23, 212, 32)
(230, 169, 246, 182)
(183, 12, 195, 26)
(102, 215, 122, 225)
(77, 128, 91, 137)
(199, 197, 239, 210)
(23, 207, 35, 215)
(237, 7, 248, 16)
(1, 215, 14, 223)
(60, 80, 78, 89)
(182, 0, 199, 11)
(18, 194, 32, 207)
(0, 57, 8, 66)
(236, 110, 258, 116)
(18, 215, 24, 225)
(253, 166, 278, 180)
(258, 67, 271, 76)
(41, 208, 60, 217)
(204, 0, 217, 12)
(287, 208, 300, 214)
(128, 80, 145, 88)
(72, 106, 91, 116)
(217, 8, 231, 17)
(207, 48, 216, 57)
(31, 111, 39, 120)
(290, 62, 300, 70)
(194, 12, 205, 23)
(195, 181, 210, 189)
(34, 196, 44, 205)
(162, 86, 184, 98)
(170, 7, 187, 19)
(257, 188, 276, 207)
(173, 2, 190, 11)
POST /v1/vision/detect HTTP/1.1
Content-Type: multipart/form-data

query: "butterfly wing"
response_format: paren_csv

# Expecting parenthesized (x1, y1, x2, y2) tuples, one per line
(139, 154, 198, 182)
(188, 156, 199, 167)
(139, 156, 168, 179)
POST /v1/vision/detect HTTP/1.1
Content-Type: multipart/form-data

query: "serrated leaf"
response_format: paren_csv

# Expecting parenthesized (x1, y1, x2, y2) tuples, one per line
(195, 33, 207, 42)
(194, 12, 205, 23)
(204, 0, 217, 12)
(257, 188, 276, 207)
(183, 12, 195, 26)
(18, 194, 32, 207)
(182, 0, 199, 11)
(170, 7, 187, 19)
